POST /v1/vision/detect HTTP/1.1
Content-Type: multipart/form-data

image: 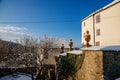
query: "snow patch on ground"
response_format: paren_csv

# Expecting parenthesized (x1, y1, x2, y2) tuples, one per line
(0, 73, 32, 80)
(115, 78, 120, 80)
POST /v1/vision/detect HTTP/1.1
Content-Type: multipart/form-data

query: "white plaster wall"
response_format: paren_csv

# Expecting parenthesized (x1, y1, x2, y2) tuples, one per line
(82, 17, 94, 45)
(82, 2, 120, 46)
(95, 2, 120, 46)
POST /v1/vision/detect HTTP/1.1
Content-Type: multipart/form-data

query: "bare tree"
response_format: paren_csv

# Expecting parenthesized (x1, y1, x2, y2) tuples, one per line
(1, 35, 64, 80)
(39, 36, 59, 58)
(1, 40, 22, 67)
(1, 36, 38, 80)
(18, 36, 61, 79)
(17, 36, 39, 80)
(36, 36, 61, 79)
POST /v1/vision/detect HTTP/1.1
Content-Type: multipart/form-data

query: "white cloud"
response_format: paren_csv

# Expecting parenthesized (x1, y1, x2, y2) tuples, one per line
(0, 25, 27, 31)
(0, 25, 28, 41)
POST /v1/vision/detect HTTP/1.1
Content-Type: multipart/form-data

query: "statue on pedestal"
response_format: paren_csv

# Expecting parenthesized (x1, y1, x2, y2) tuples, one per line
(69, 39, 73, 51)
(84, 30, 91, 47)
(61, 44, 64, 53)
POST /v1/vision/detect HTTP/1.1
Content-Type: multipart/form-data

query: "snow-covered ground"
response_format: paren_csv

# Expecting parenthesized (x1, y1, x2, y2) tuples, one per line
(0, 73, 32, 80)
(116, 78, 120, 80)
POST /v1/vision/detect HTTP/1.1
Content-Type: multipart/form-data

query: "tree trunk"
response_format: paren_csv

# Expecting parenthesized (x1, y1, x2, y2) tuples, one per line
(32, 74, 35, 80)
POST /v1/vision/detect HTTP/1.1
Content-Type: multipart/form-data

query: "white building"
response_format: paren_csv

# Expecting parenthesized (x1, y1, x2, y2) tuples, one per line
(82, 0, 120, 46)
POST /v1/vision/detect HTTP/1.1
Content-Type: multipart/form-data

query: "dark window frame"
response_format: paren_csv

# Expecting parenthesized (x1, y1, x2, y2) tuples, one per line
(96, 29, 100, 36)
(96, 15, 100, 23)
(84, 22, 86, 27)
(96, 41, 100, 46)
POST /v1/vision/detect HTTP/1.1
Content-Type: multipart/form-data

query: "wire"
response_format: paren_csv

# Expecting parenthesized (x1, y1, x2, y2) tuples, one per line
(0, 16, 119, 24)
(0, 20, 80, 24)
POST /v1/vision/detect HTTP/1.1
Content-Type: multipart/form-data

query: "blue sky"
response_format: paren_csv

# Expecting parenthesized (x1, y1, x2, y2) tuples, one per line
(0, 0, 113, 47)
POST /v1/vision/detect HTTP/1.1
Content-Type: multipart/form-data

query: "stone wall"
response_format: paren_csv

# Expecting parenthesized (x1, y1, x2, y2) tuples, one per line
(103, 51, 120, 80)
(76, 50, 120, 80)
(76, 50, 103, 80)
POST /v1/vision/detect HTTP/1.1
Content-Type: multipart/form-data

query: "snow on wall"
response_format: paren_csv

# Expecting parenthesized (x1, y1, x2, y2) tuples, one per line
(67, 50, 82, 55)
(56, 50, 82, 57)
(81, 46, 120, 51)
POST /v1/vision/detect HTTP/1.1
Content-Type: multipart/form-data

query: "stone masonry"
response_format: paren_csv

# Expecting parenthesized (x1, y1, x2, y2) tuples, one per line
(76, 50, 120, 80)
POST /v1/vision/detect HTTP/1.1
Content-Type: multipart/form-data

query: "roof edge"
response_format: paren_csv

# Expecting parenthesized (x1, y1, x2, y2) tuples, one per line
(81, 0, 120, 22)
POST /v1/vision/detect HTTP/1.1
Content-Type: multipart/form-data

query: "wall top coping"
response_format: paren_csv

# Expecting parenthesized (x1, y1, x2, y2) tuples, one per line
(81, 46, 120, 51)
(67, 50, 82, 55)
(56, 50, 82, 57)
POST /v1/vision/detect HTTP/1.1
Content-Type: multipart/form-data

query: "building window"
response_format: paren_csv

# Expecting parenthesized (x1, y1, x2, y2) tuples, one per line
(96, 15, 100, 23)
(96, 29, 100, 36)
(84, 22, 86, 27)
(96, 42, 100, 46)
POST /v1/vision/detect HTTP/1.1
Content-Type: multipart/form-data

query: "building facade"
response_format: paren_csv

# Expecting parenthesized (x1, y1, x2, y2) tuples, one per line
(82, 0, 120, 46)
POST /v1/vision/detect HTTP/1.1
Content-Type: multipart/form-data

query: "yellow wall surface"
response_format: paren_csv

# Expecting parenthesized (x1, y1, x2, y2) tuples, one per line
(82, 17, 94, 45)
(82, 2, 120, 46)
